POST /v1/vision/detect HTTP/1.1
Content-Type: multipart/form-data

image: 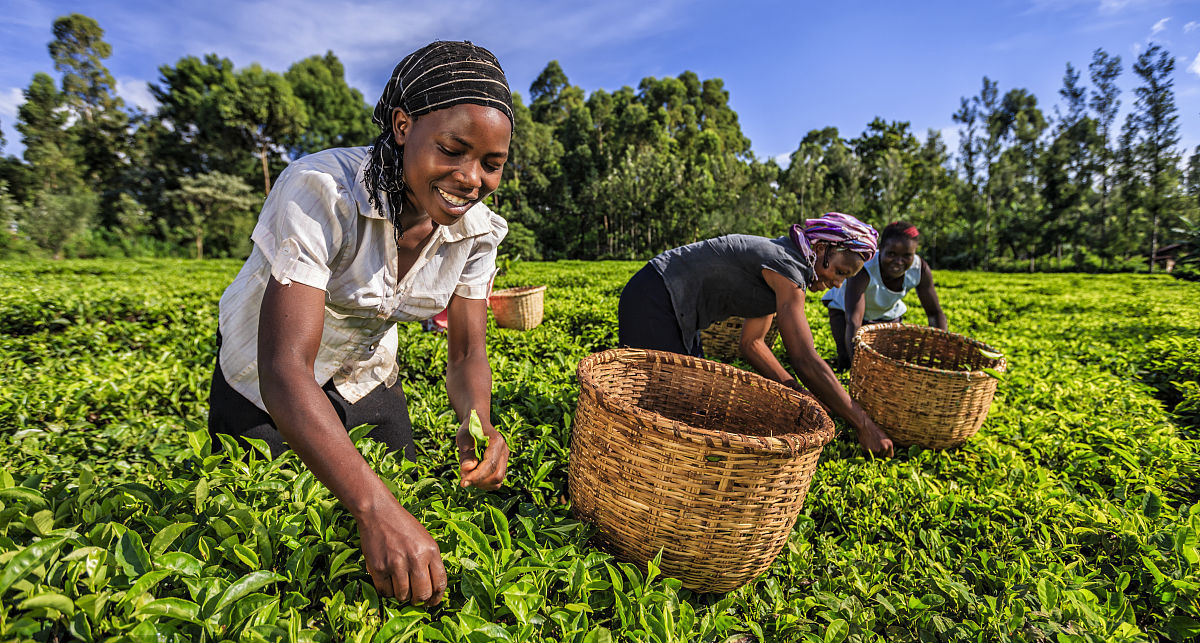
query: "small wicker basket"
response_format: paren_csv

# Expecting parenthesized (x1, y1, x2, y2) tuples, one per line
(488, 285, 546, 330)
(849, 323, 1007, 449)
(699, 316, 780, 362)
(569, 348, 834, 593)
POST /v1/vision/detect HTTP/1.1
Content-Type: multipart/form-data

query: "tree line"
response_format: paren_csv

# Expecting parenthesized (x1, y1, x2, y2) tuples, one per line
(2, 13, 1198, 271)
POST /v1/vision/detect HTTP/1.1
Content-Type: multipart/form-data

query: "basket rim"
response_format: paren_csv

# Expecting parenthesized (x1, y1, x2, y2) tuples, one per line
(490, 285, 547, 298)
(852, 322, 1008, 379)
(576, 347, 835, 455)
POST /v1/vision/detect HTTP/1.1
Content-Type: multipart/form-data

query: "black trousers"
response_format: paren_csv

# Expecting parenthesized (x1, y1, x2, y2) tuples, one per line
(617, 263, 703, 358)
(207, 358, 416, 461)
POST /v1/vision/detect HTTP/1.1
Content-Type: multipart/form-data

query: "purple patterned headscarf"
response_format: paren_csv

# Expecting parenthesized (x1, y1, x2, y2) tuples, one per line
(789, 212, 879, 262)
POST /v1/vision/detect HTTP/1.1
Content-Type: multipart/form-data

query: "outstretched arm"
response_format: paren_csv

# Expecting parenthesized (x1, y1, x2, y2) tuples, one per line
(840, 271, 870, 364)
(764, 269, 894, 457)
(258, 277, 448, 606)
(915, 261, 947, 331)
(740, 314, 805, 392)
(444, 294, 509, 490)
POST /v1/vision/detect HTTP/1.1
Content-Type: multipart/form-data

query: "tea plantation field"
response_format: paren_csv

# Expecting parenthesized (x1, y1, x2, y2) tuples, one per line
(1, 259, 1198, 642)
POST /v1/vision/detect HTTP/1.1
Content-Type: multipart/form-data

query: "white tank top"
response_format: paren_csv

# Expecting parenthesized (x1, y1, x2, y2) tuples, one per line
(822, 254, 922, 321)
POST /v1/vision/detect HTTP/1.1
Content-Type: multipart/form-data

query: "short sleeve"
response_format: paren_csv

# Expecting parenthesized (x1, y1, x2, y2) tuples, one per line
(760, 256, 810, 290)
(248, 166, 347, 291)
(454, 211, 509, 299)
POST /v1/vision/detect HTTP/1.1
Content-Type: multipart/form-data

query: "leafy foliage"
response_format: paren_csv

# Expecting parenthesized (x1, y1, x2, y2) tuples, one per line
(1, 260, 1198, 641)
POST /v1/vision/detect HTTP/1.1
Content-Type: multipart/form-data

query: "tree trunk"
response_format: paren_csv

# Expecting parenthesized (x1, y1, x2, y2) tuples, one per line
(260, 143, 272, 195)
(195, 227, 204, 260)
(1149, 212, 1159, 273)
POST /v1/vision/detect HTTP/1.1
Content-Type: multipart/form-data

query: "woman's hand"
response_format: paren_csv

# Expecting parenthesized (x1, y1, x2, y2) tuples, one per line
(854, 416, 894, 458)
(354, 494, 447, 606)
(457, 414, 509, 489)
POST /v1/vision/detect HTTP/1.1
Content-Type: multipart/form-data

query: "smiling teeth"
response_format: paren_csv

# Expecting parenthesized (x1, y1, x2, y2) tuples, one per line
(438, 188, 469, 206)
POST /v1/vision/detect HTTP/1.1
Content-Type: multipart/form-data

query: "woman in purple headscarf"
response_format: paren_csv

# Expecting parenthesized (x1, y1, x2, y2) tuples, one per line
(618, 213, 894, 457)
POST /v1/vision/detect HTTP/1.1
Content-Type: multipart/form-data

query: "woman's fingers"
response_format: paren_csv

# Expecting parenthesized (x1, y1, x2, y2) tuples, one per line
(407, 561, 433, 605)
(390, 558, 411, 603)
(367, 562, 393, 598)
(428, 557, 448, 606)
(463, 438, 508, 489)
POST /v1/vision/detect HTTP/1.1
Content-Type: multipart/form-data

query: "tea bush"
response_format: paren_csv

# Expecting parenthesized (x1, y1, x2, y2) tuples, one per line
(1, 260, 1197, 642)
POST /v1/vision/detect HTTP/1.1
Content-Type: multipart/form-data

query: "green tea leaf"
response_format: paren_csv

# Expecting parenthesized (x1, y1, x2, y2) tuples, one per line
(149, 522, 195, 556)
(0, 536, 67, 597)
(116, 529, 152, 578)
(19, 591, 75, 615)
(469, 409, 488, 460)
(212, 570, 284, 614)
(1036, 577, 1060, 610)
(134, 597, 201, 622)
(824, 618, 849, 643)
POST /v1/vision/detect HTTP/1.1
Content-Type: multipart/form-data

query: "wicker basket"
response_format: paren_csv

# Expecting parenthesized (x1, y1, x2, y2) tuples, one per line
(488, 285, 546, 330)
(569, 348, 835, 593)
(699, 316, 780, 361)
(848, 323, 1007, 449)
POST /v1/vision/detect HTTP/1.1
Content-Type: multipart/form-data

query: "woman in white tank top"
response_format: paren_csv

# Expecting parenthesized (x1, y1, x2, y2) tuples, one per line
(821, 221, 948, 370)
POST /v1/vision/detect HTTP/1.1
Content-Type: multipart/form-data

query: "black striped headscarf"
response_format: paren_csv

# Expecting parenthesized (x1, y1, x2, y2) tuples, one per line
(364, 40, 514, 238)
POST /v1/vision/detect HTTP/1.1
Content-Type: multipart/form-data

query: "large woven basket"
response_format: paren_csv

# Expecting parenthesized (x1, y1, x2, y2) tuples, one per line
(848, 323, 1007, 449)
(569, 348, 835, 593)
(699, 316, 780, 361)
(489, 285, 546, 330)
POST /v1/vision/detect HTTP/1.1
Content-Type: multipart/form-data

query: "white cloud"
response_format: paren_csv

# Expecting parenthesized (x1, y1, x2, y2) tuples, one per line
(937, 126, 962, 154)
(96, 0, 691, 104)
(772, 152, 791, 169)
(116, 77, 159, 113)
(0, 87, 22, 119)
(1188, 52, 1200, 77)
(1186, 21, 1200, 33)
(1100, 0, 1138, 14)
(0, 87, 24, 156)
(1151, 17, 1170, 34)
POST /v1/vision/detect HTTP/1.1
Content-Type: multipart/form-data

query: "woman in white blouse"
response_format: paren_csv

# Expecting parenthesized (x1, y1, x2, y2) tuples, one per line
(821, 220, 948, 369)
(208, 41, 514, 608)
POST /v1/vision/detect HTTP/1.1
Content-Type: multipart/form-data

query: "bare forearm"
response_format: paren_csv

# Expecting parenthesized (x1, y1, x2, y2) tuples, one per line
(446, 353, 492, 421)
(790, 354, 870, 430)
(743, 340, 802, 390)
(928, 311, 948, 331)
(261, 372, 392, 517)
(843, 320, 861, 363)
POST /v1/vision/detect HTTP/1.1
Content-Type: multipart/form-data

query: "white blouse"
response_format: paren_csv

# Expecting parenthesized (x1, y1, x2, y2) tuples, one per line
(217, 146, 507, 410)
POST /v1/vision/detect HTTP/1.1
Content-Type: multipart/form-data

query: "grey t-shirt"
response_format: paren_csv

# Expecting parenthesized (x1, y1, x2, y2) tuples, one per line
(649, 234, 815, 351)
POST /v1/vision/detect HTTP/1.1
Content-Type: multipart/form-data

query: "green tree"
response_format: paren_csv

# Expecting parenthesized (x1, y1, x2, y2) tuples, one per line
(165, 171, 260, 259)
(1110, 114, 1145, 263)
(1130, 43, 1182, 272)
(48, 13, 130, 224)
(21, 188, 98, 259)
(991, 88, 1047, 269)
(1088, 48, 1122, 266)
(852, 118, 920, 222)
(1041, 62, 1099, 267)
(17, 73, 77, 192)
(908, 129, 960, 266)
(284, 52, 373, 155)
(216, 64, 309, 195)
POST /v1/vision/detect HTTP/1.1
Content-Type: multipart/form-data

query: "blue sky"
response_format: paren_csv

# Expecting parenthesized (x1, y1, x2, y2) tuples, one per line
(2, 0, 1199, 167)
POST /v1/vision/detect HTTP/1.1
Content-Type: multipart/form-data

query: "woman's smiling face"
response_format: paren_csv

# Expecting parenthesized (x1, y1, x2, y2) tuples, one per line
(392, 103, 511, 226)
(810, 245, 865, 291)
